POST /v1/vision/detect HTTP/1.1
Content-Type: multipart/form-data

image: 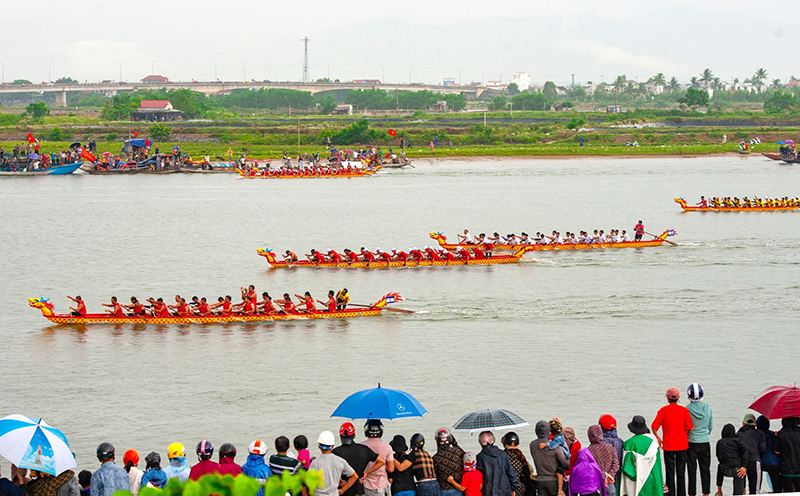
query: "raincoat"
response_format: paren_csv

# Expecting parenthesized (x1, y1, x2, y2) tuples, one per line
(619, 434, 662, 496)
(217, 457, 243, 477)
(163, 457, 191, 482)
(242, 454, 273, 496)
(139, 468, 167, 489)
(567, 449, 606, 496)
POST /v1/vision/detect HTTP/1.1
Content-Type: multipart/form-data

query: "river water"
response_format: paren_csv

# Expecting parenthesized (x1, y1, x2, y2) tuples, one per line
(1, 155, 799, 470)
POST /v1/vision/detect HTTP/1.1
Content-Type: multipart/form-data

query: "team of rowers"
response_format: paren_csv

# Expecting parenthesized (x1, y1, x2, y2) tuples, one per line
(454, 228, 643, 246)
(288, 246, 489, 263)
(696, 196, 800, 207)
(241, 163, 374, 177)
(65, 287, 352, 317)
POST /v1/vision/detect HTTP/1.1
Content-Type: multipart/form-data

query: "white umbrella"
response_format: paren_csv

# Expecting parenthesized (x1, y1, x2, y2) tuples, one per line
(0, 415, 76, 475)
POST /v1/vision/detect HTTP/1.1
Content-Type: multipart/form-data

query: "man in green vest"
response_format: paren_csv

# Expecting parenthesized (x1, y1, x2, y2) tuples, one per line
(620, 416, 663, 496)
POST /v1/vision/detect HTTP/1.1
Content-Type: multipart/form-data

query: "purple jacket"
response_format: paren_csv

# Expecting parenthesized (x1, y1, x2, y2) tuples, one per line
(567, 449, 606, 496)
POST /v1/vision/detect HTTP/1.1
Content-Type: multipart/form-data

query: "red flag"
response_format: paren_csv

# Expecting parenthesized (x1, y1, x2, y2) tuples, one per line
(133, 131, 138, 137)
(80, 148, 96, 163)
(27, 132, 35, 143)
(388, 129, 397, 137)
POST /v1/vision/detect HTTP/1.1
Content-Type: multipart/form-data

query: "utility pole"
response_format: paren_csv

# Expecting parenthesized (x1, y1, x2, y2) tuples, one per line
(572, 74, 575, 86)
(302, 37, 310, 83)
(297, 117, 301, 154)
(395, 88, 399, 115)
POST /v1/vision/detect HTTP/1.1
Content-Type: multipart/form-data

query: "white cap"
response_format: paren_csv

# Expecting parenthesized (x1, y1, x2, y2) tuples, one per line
(413, 247, 418, 250)
(318, 431, 335, 446)
(376, 247, 381, 252)
(456, 246, 463, 251)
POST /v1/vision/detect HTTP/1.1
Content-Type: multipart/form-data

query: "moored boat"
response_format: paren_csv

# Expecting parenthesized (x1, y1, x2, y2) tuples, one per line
(0, 162, 82, 176)
(429, 230, 675, 251)
(674, 197, 800, 211)
(762, 152, 783, 161)
(258, 246, 535, 268)
(28, 293, 403, 325)
(237, 167, 374, 179)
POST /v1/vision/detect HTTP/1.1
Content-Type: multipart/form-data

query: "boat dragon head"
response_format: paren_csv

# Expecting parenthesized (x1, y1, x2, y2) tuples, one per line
(429, 232, 447, 245)
(372, 292, 404, 309)
(674, 197, 688, 208)
(257, 248, 277, 263)
(28, 298, 55, 316)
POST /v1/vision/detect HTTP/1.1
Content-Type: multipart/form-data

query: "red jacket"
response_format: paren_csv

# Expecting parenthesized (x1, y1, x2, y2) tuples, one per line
(189, 459, 221, 481)
(217, 458, 243, 477)
(652, 403, 694, 451)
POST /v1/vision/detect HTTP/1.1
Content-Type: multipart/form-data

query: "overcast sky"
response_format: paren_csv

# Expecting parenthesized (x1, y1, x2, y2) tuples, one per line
(2, 0, 795, 86)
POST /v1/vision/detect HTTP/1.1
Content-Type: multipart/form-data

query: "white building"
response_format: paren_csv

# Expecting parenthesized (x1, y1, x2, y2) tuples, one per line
(511, 72, 531, 91)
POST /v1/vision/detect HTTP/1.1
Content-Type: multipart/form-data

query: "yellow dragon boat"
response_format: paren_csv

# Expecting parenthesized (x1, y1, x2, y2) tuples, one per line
(674, 197, 800, 212)
(429, 230, 675, 251)
(28, 294, 402, 325)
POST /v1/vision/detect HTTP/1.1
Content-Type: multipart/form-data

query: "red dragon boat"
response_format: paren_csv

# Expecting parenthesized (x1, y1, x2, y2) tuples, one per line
(28, 294, 403, 325)
(258, 246, 536, 268)
(675, 197, 800, 212)
(429, 230, 675, 251)
(236, 167, 376, 179)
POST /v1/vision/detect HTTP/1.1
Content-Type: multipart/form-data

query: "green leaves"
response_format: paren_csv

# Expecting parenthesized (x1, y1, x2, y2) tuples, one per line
(113, 471, 322, 496)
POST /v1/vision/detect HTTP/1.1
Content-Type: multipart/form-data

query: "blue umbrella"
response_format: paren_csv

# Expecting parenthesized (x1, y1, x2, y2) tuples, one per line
(0, 415, 76, 475)
(777, 141, 785, 144)
(331, 384, 427, 420)
(452, 409, 529, 433)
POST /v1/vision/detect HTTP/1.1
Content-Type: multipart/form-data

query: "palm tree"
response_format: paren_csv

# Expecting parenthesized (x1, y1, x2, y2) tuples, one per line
(626, 81, 635, 94)
(614, 75, 627, 93)
(753, 68, 768, 85)
(712, 77, 721, 91)
(653, 73, 667, 87)
(700, 68, 714, 89)
(667, 77, 681, 92)
(690, 77, 700, 89)
(771, 78, 782, 90)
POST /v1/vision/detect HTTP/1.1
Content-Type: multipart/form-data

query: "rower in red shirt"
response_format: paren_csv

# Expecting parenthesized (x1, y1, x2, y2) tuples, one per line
(148, 297, 170, 317)
(122, 296, 147, 316)
(327, 249, 342, 263)
(241, 285, 258, 306)
(360, 247, 376, 262)
(443, 250, 457, 262)
(472, 246, 486, 259)
(377, 249, 392, 264)
(323, 290, 337, 312)
(306, 249, 326, 265)
(176, 298, 192, 317)
(392, 249, 408, 262)
(343, 249, 359, 263)
(425, 247, 440, 261)
(102, 296, 124, 317)
(68, 295, 86, 316)
(276, 293, 298, 314)
(409, 248, 424, 263)
(456, 246, 471, 261)
(295, 292, 317, 314)
(196, 297, 211, 316)
(220, 296, 234, 315)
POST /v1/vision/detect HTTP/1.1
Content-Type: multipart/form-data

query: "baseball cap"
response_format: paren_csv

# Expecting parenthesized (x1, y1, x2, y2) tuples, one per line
(666, 387, 681, 400)
(743, 414, 756, 426)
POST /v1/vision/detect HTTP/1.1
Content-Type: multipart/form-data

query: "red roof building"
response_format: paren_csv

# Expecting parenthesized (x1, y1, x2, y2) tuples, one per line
(138, 100, 174, 110)
(140, 75, 169, 84)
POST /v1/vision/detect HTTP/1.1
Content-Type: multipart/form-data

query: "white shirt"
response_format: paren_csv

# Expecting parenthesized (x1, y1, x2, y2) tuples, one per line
(553, 235, 563, 244)
(463, 232, 474, 243)
(622, 233, 631, 242)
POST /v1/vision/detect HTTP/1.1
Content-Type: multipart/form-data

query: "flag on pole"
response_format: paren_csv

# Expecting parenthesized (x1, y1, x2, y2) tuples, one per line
(27, 132, 35, 143)
(133, 131, 138, 137)
(80, 148, 96, 163)
(388, 129, 397, 137)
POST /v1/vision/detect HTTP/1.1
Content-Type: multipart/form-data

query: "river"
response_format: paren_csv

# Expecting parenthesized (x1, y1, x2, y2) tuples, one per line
(1, 154, 798, 469)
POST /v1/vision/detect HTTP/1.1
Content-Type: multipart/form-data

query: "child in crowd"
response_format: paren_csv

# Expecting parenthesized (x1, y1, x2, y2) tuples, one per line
(715, 424, 748, 496)
(540, 418, 571, 460)
(447, 452, 482, 496)
(78, 470, 92, 496)
(294, 435, 312, 469)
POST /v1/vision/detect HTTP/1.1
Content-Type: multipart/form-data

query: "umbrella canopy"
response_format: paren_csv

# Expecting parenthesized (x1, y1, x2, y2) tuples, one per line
(786, 140, 795, 144)
(28, 153, 39, 160)
(749, 385, 800, 419)
(102, 152, 111, 157)
(331, 384, 427, 420)
(0, 415, 76, 476)
(776, 141, 785, 144)
(68, 142, 82, 149)
(453, 409, 529, 433)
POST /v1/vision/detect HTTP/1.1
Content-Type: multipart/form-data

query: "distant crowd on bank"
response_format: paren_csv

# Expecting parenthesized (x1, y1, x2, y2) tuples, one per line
(2, 384, 800, 496)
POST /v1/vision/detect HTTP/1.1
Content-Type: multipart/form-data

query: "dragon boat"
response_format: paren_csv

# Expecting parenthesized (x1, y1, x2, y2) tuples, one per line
(28, 293, 403, 325)
(258, 246, 536, 268)
(0, 162, 82, 176)
(674, 197, 800, 212)
(429, 230, 675, 251)
(236, 168, 375, 179)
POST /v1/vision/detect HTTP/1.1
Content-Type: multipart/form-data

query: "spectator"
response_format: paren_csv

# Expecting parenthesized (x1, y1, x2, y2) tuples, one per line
(598, 415, 623, 487)
(566, 449, 605, 496)
(77, 471, 91, 496)
(736, 414, 765, 494)
(756, 416, 782, 493)
(163, 443, 191, 482)
(619, 416, 662, 496)
(361, 420, 394, 496)
(90, 443, 130, 496)
(530, 420, 568, 496)
(294, 436, 312, 470)
(563, 427, 581, 486)
(122, 450, 143, 495)
(447, 453, 482, 496)
(332, 422, 384, 496)
(398, 433, 438, 496)
(652, 388, 693, 496)
(139, 452, 167, 489)
(585, 425, 619, 496)
(189, 441, 220, 481)
(218, 444, 243, 477)
(476, 431, 517, 496)
(715, 424, 747, 496)
(432, 428, 465, 496)
(388, 436, 415, 496)
(269, 436, 303, 476)
(27, 469, 79, 496)
(241, 440, 272, 495)
(501, 432, 531, 496)
(310, 431, 358, 496)
(774, 417, 800, 493)
(686, 384, 712, 496)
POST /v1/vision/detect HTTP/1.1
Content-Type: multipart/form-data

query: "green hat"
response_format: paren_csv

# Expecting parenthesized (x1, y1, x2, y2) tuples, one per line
(743, 413, 756, 426)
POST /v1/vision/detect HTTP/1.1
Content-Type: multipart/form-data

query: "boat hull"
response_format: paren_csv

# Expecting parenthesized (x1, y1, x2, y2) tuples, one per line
(435, 239, 667, 251)
(0, 162, 82, 176)
(762, 152, 783, 161)
(258, 250, 524, 268)
(237, 169, 372, 179)
(675, 198, 798, 211)
(39, 308, 383, 325)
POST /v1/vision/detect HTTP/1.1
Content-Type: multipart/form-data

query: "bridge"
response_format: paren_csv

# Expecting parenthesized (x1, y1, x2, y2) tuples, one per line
(0, 81, 489, 106)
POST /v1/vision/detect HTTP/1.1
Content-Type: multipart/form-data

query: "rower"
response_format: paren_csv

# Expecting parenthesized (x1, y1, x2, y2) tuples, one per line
(392, 248, 408, 263)
(122, 296, 147, 316)
(190, 296, 200, 308)
(506, 233, 518, 245)
(148, 297, 170, 317)
(336, 288, 350, 310)
(343, 248, 359, 263)
(102, 296, 124, 317)
(472, 246, 486, 259)
(360, 247, 376, 262)
(598, 230, 608, 243)
(697, 196, 708, 207)
(220, 295, 234, 315)
(455, 246, 471, 261)
(442, 248, 457, 262)
(322, 290, 337, 312)
(68, 295, 86, 317)
(409, 247, 424, 262)
(377, 248, 392, 264)
(519, 232, 531, 245)
(295, 292, 317, 314)
(457, 229, 474, 244)
(481, 238, 493, 258)
(424, 246, 440, 261)
(326, 249, 342, 263)
(196, 297, 210, 316)
(621, 230, 631, 242)
(634, 221, 644, 241)
(487, 232, 502, 244)
(567, 233, 578, 245)
(275, 293, 298, 314)
(176, 298, 192, 317)
(241, 285, 258, 306)
(284, 250, 299, 264)
(259, 293, 279, 315)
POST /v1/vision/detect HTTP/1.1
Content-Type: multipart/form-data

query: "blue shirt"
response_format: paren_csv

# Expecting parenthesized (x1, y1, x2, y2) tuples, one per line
(90, 462, 130, 496)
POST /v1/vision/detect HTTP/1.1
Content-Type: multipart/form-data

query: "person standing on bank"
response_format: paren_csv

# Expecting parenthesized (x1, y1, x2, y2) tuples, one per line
(651, 388, 693, 496)
(686, 383, 713, 496)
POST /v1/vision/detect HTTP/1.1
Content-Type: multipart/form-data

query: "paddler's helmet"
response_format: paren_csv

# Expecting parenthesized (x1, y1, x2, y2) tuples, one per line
(364, 419, 384, 438)
(167, 442, 186, 459)
(196, 440, 214, 460)
(687, 383, 704, 402)
(410, 433, 425, 451)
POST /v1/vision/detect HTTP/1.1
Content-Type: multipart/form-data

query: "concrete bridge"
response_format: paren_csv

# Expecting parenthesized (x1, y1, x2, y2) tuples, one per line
(0, 81, 488, 106)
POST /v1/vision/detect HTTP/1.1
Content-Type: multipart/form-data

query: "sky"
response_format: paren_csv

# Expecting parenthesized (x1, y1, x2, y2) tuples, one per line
(1, 0, 795, 87)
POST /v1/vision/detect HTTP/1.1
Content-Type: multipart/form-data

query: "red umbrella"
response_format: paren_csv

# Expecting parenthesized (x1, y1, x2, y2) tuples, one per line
(749, 385, 800, 419)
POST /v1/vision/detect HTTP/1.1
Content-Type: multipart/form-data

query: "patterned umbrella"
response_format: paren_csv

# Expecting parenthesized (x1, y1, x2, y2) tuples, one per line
(452, 409, 529, 433)
(0, 415, 76, 476)
(749, 385, 800, 419)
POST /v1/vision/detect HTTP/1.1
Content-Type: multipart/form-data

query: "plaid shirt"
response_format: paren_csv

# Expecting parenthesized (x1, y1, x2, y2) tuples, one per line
(411, 448, 437, 481)
(433, 444, 465, 490)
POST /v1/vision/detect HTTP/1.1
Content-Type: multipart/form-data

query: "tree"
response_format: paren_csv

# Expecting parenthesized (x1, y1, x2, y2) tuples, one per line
(543, 81, 557, 101)
(148, 123, 172, 141)
(101, 93, 141, 120)
(700, 68, 714, 89)
(764, 91, 797, 113)
(55, 77, 78, 84)
(678, 88, 709, 108)
(667, 77, 681, 92)
(690, 77, 700, 89)
(652, 73, 666, 87)
(24, 102, 50, 119)
(442, 92, 467, 111)
(317, 95, 336, 114)
(770, 78, 782, 90)
(488, 95, 507, 111)
(511, 91, 549, 111)
(753, 68, 768, 86)
(12, 79, 31, 85)
(506, 82, 520, 96)
(712, 77, 721, 91)
(614, 75, 627, 93)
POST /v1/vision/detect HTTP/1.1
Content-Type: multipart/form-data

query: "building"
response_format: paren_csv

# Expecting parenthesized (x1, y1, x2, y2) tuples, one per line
(140, 75, 170, 84)
(511, 72, 531, 91)
(428, 100, 449, 112)
(644, 82, 664, 95)
(131, 100, 182, 121)
(443, 78, 458, 86)
(486, 81, 508, 90)
(332, 104, 353, 116)
(353, 79, 381, 84)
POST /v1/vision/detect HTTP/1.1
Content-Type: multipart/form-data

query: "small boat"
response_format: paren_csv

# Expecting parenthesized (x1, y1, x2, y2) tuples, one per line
(429, 230, 675, 251)
(258, 246, 535, 268)
(762, 152, 783, 161)
(738, 149, 751, 154)
(28, 293, 404, 325)
(674, 197, 800, 212)
(237, 168, 374, 179)
(0, 162, 82, 176)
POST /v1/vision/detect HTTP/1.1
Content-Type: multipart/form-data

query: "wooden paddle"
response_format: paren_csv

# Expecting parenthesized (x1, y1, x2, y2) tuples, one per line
(350, 303, 415, 314)
(519, 256, 539, 262)
(644, 230, 678, 246)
